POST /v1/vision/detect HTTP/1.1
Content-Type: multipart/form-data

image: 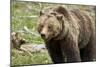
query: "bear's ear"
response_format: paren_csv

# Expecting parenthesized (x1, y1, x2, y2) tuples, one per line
(50, 11, 63, 20)
(54, 6, 69, 18)
(56, 14, 63, 20)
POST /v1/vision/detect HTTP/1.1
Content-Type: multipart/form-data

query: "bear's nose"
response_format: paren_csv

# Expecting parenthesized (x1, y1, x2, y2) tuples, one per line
(41, 33, 45, 38)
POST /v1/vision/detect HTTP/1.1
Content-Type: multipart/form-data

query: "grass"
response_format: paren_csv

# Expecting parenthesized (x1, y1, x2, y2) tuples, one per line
(12, 49, 52, 66)
(11, 1, 50, 66)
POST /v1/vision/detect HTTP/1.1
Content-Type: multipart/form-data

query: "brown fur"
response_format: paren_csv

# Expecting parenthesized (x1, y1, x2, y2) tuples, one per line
(38, 6, 96, 63)
(11, 32, 26, 50)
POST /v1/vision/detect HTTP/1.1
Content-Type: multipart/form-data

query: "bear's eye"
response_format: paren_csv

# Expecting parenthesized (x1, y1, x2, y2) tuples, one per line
(40, 24, 43, 28)
(48, 26, 52, 31)
(48, 26, 51, 29)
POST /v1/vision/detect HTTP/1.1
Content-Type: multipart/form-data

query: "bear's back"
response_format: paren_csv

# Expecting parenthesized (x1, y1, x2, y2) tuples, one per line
(69, 9, 95, 49)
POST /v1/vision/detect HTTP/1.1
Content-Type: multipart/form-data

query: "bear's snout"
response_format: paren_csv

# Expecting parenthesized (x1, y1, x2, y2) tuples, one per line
(41, 33, 45, 38)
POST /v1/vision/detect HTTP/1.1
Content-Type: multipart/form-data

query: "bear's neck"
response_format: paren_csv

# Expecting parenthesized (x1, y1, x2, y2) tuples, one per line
(54, 19, 69, 40)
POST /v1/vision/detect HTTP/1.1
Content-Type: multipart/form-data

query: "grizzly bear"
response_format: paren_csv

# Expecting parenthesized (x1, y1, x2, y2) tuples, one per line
(37, 6, 96, 63)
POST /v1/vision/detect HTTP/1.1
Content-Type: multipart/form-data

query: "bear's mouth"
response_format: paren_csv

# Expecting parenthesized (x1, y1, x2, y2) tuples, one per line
(41, 36, 51, 41)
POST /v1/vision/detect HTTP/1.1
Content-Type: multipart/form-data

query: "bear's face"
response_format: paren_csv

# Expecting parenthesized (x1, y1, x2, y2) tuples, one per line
(38, 14, 62, 41)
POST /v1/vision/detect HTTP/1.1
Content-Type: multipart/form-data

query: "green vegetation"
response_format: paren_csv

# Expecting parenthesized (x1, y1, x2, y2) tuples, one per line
(11, 0, 95, 66)
(12, 49, 52, 66)
(11, 1, 53, 66)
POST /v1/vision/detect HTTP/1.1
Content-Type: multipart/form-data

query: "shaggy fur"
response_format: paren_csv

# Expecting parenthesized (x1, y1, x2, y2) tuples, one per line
(38, 6, 96, 63)
(11, 32, 26, 49)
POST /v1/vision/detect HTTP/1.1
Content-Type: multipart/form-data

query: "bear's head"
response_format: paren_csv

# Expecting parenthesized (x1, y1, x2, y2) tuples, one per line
(37, 6, 69, 41)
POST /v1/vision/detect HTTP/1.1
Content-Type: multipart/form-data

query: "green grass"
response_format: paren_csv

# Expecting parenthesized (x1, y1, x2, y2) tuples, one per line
(12, 49, 52, 66)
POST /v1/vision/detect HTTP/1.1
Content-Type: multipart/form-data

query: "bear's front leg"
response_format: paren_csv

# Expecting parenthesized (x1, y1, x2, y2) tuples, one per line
(46, 41, 65, 64)
(61, 38, 81, 63)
